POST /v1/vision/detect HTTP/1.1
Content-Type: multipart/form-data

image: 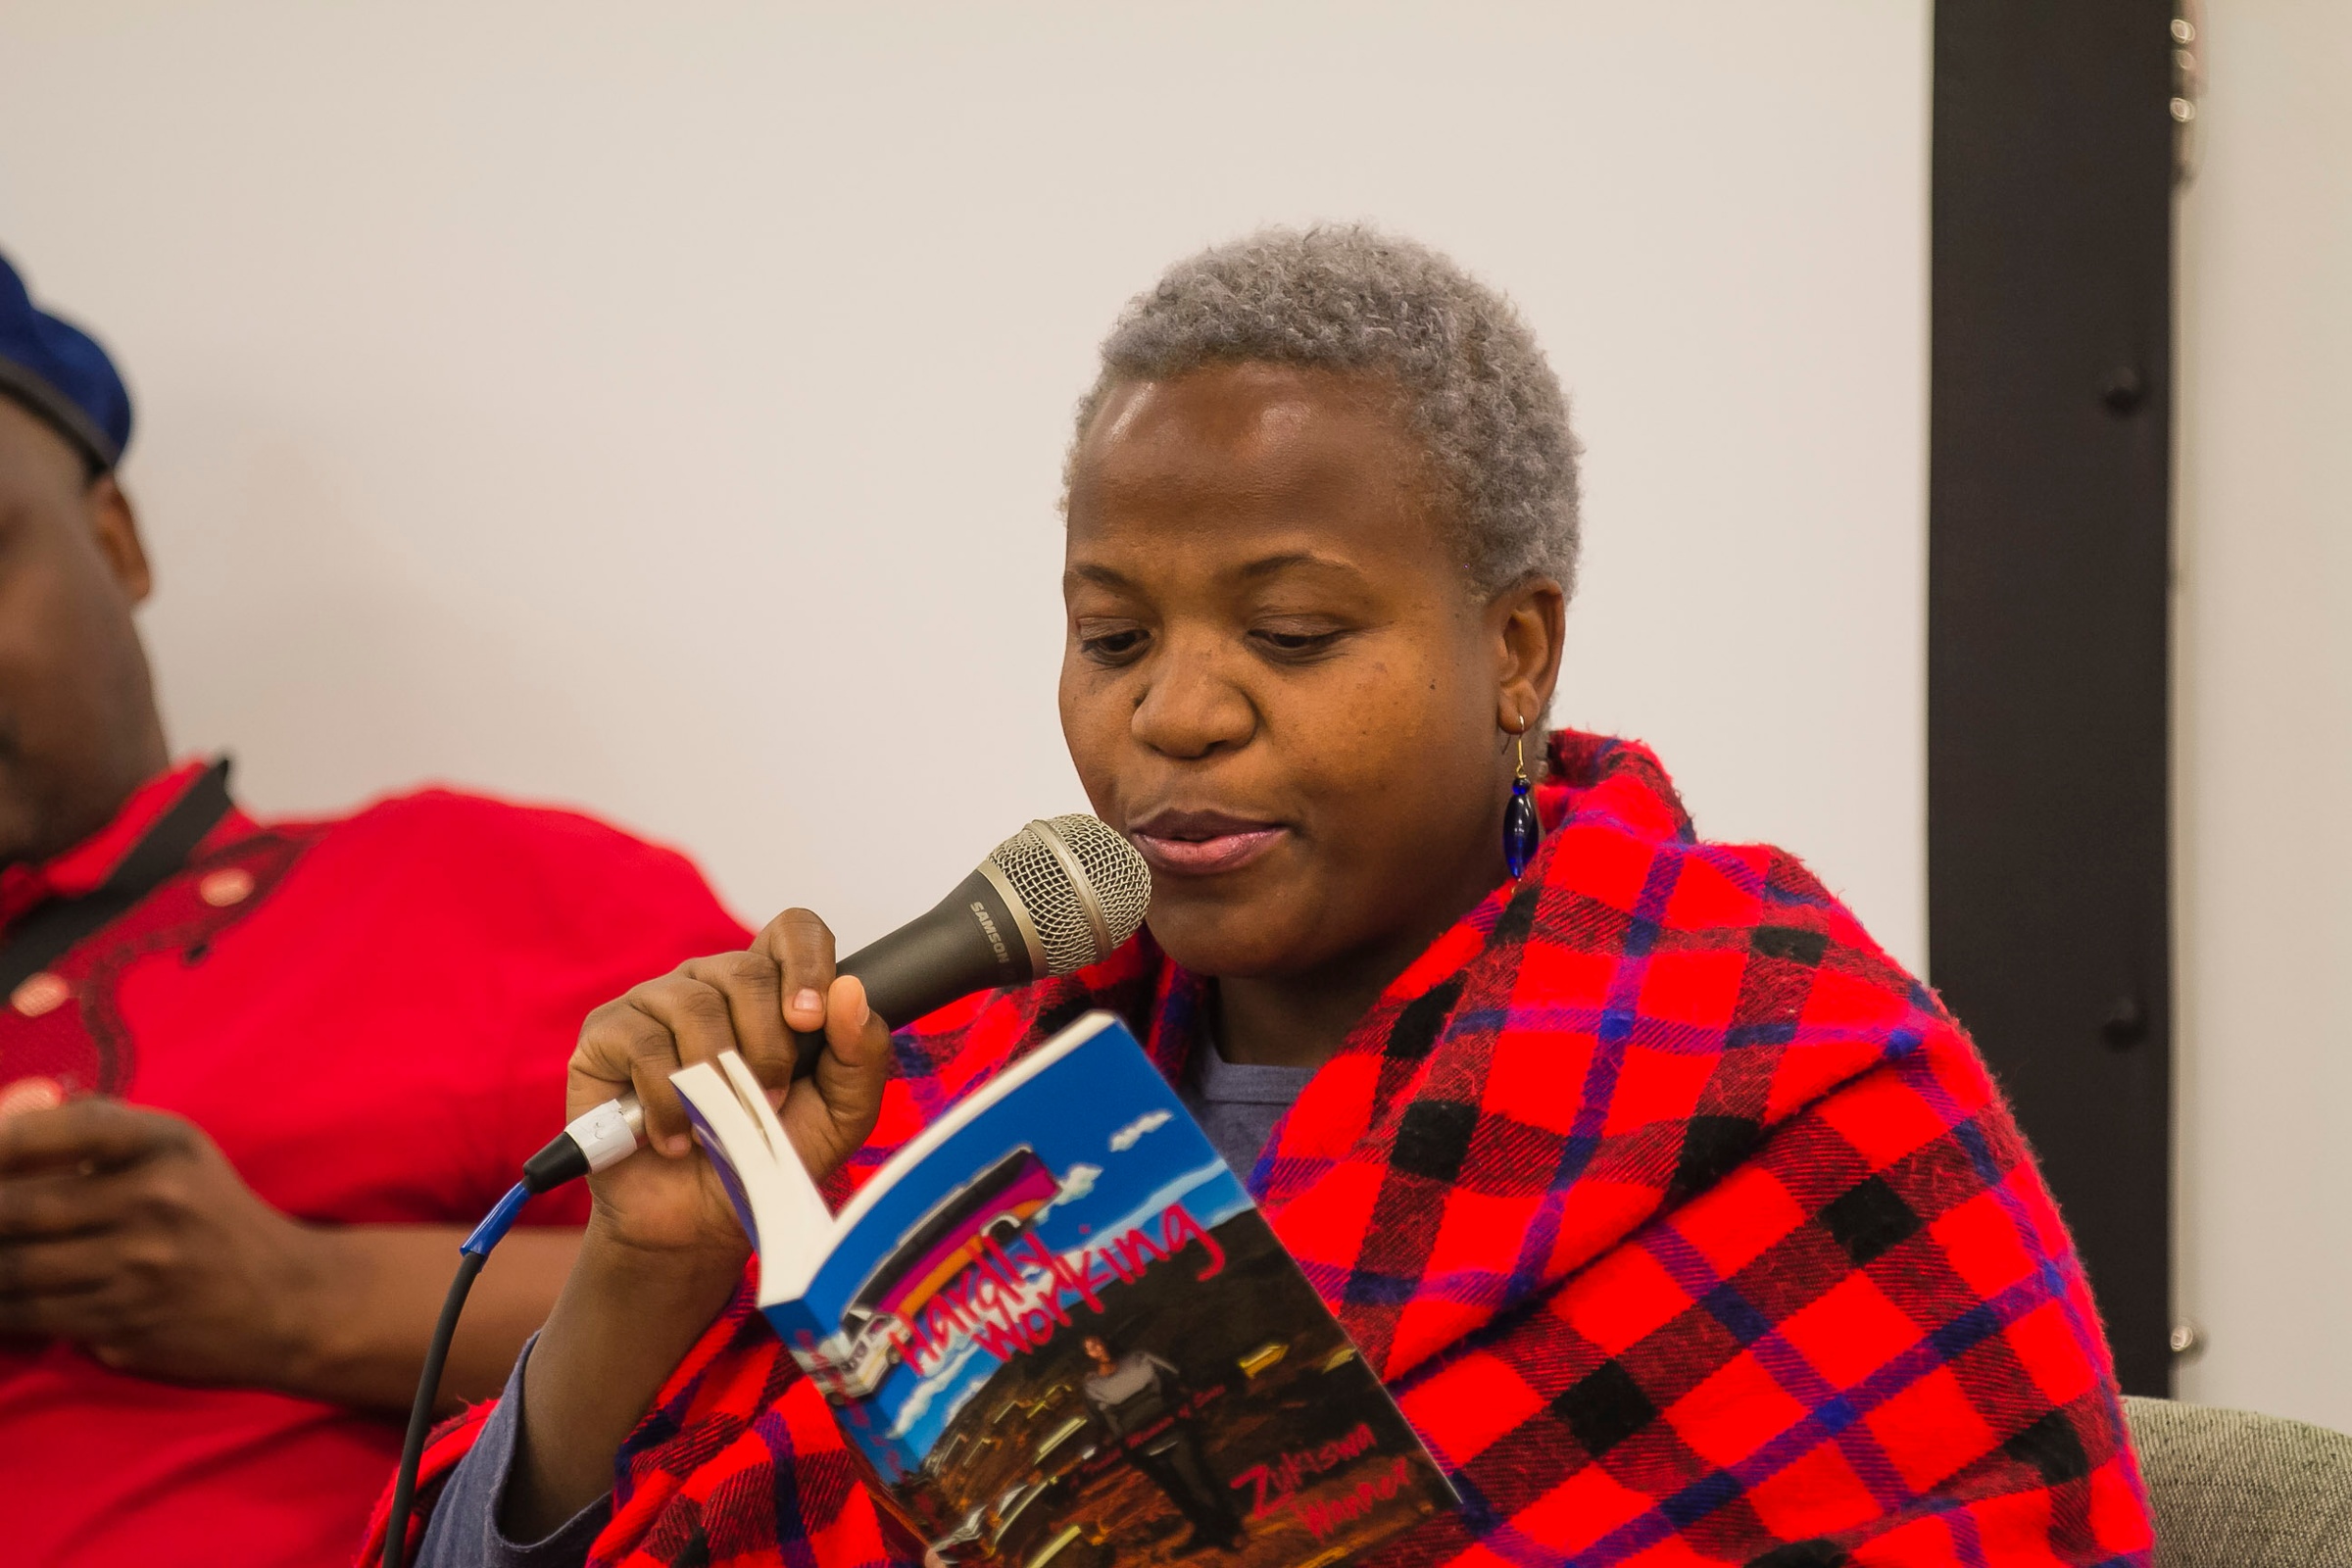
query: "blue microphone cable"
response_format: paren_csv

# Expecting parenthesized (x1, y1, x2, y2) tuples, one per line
(381, 1180, 534, 1568)
(383, 1095, 649, 1567)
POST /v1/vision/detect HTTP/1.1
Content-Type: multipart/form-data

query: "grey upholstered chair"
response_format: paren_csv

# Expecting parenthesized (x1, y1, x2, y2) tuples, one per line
(2124, 1396, 2352, 1566)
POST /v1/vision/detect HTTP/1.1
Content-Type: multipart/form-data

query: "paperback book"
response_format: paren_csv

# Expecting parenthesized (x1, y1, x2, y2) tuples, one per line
(671, 1011, 1456, 1568)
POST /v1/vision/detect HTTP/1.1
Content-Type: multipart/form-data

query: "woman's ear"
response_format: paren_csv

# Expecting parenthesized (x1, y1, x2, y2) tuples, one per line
(1491, 577, 1565, 732)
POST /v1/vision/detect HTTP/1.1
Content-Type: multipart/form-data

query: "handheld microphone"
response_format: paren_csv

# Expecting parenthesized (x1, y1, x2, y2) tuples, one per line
(518, 814, 1152, 1193)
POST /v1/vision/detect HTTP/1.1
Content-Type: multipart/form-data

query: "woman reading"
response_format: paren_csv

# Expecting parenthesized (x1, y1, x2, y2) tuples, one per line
(385, 227, 2155, 1567)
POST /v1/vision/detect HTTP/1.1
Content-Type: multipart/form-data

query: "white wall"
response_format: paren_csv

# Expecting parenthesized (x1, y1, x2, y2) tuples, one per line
(2174, 2, 2352, 1432)
(0, 2, 1928, 965)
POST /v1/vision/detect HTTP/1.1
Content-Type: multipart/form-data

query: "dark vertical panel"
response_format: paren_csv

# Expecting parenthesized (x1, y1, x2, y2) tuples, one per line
(1930, 1, 2175, 1394)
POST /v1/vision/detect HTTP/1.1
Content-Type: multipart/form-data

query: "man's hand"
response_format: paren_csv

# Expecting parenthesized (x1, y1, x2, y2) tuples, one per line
(0, 1084, 328, 1386)
(0, 1078, 582, 1413)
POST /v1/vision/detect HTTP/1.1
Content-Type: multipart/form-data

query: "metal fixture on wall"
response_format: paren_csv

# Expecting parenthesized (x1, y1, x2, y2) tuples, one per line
(2173, 4, 2205, 183)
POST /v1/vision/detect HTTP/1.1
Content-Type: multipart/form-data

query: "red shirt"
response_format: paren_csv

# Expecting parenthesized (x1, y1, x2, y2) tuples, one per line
(0, 762, 751, 1567)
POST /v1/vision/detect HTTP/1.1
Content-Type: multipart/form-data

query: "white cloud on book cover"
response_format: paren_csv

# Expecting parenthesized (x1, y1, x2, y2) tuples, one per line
(1108, 1109, 1171, 1152)
(891, 1338, 988, 1440)
(1031, 1163, 1100, 1224)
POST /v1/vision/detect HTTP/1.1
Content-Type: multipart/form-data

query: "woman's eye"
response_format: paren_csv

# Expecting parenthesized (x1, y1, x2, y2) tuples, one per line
(1077, 626, 1150, 662)
(1250, 626, 1346, 660)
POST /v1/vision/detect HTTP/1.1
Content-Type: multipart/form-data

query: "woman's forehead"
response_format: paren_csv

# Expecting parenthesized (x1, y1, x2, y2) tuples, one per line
(1067, 364, 1452, 572)
(1078, 363, 1412, 476)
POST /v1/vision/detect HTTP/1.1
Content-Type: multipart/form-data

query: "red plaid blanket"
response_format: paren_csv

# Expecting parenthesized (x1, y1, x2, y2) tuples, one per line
(368, 732, 2152, 1567)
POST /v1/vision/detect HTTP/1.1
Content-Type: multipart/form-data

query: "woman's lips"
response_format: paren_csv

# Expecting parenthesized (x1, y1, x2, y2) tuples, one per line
(1127, 813, 1288, 876)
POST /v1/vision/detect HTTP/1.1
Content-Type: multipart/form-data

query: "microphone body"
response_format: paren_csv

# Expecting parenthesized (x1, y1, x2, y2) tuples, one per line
(838, 861, 1040, 1047)
(521, 815, 1148, 1193)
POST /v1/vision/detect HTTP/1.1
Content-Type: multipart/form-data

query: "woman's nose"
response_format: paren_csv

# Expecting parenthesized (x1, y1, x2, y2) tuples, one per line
(1129, 643, 1254, 760)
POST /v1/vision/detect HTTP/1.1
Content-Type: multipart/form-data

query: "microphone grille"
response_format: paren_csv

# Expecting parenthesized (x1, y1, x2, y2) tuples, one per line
(985, 814, 1152, 976)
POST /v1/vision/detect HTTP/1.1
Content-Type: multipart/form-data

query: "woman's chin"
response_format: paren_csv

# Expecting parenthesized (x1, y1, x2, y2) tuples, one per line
(1142, 903, 1327, 982)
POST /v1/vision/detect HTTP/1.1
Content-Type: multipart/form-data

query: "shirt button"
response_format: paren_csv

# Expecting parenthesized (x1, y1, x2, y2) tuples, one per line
(199, 868, 255, 907)
(12, 972, 70, 1017)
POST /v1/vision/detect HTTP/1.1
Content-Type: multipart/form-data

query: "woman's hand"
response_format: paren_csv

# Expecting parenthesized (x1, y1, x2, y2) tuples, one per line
(564, 907, 894, 1264)
(504, 908, 892, 1542)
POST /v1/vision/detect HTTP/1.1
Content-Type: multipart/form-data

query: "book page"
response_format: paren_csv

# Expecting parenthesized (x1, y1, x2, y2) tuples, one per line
(671, 1060, 834, 1301)
(716, 1052, 834, 1286)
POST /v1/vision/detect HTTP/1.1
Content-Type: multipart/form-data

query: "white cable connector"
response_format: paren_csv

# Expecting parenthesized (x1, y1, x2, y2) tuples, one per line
(564, 1094, 647, 1174)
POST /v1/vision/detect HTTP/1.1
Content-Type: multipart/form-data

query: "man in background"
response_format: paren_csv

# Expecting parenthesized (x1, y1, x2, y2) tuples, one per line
(0, 250, 752, 1565)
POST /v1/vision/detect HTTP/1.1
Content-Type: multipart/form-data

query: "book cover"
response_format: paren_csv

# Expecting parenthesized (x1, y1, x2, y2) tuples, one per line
(675, 1012, 1456, 1568)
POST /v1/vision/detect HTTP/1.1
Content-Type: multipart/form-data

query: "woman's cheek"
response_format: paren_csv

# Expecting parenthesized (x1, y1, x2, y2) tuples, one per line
(1057, 667, 1120, 762)
(1334, 669, 1451, 782)
(1068, 737, 1122, 822)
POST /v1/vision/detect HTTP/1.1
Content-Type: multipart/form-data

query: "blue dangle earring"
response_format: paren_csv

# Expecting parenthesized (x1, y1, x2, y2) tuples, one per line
(1503, 718, 1542, 879)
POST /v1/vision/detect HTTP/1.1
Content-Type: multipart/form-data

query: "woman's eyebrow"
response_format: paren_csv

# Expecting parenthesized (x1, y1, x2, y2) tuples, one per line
(1233, 551, 1361, 582)
(1064, 562, 1136, 590)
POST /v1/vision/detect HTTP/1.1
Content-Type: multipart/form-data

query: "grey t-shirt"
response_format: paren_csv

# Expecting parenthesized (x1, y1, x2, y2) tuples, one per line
(1176, 1043, 1315, 1181)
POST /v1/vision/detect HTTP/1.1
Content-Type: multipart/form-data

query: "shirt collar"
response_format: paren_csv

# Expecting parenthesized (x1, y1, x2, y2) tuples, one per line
(0, 760, 222, 928)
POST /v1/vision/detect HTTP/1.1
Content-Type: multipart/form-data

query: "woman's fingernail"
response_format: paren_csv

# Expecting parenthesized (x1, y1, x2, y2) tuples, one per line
(662, 1133, 692, 1157)
(793, 988, 822, 1015)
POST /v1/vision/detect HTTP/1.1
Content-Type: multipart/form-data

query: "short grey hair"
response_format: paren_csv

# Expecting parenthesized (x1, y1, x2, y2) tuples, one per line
(1069, 224, 1582, 599)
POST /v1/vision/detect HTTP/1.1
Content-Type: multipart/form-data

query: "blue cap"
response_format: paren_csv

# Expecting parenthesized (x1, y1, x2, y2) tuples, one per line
(0, 250, 131, 472)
